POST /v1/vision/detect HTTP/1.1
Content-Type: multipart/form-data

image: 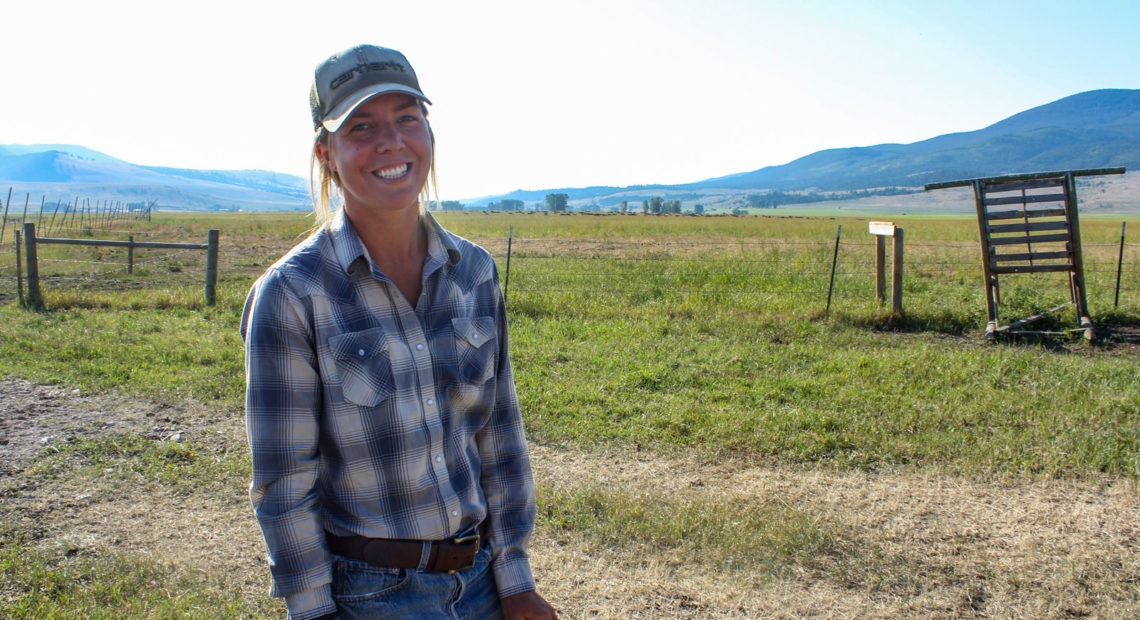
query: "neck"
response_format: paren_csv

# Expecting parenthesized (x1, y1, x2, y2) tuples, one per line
(346, 204, 426, 264)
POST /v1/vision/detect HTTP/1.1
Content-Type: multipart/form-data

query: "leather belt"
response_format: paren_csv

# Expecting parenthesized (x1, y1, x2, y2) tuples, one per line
(326, 530, 481, 574)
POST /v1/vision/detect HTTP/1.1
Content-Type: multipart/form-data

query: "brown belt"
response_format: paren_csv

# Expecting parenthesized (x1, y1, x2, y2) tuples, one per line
(326, 530, 482, 574)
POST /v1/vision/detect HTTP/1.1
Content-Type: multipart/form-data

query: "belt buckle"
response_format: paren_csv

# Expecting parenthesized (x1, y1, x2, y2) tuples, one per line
(447, 533, 480, 574)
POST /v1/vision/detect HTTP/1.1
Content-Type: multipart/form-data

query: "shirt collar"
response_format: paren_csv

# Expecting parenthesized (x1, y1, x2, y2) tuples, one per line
(328, 208, 461, 275)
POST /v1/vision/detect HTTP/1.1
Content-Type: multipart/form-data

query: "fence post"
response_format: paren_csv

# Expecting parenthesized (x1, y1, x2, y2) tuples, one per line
(870, 221, 904, 314)
(875, 236, 887, 303)
(205, 229, 220, 306)
(128, 235, 134, 274)
(15, 230, 24, 307)
(504, 225, 513, 301)
(1115, 221, 1126, 310)
(1, 186, 11, 245)
(892, 228, 905, 315)
(23, 222, 43, 310)
(825, 225, 841, 315)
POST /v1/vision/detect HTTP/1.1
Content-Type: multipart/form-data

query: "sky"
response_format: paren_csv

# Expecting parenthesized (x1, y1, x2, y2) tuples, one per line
(3, 0, 1139, 201)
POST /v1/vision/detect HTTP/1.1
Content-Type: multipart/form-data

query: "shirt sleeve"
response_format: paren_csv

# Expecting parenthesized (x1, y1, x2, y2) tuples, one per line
(241, 270, 335, 612)
(477, 276, 539, 598)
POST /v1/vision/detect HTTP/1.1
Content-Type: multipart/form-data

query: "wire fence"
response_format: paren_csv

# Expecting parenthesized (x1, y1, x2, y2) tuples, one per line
(1, 189, 153, 244)
(0, 226, 216, 307)
(1, 223, 1137, 322)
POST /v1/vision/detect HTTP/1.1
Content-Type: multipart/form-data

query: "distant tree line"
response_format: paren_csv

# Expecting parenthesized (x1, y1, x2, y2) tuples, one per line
(742, 187, 914, 208)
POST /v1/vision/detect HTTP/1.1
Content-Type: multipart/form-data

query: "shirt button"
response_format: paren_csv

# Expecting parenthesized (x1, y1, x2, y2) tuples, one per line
(416, 343, 425, 351)
(357, 349, 366, 357)
(435, 455, 443, 463)
(426, 398, 434, 406)
(471, 333, 479, 340)
(451, 510, 459, 517)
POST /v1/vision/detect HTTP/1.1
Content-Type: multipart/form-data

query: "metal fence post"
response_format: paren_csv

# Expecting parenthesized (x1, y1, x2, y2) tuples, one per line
(504, 226, 513, 301)
(1115, 221, 1126, 310)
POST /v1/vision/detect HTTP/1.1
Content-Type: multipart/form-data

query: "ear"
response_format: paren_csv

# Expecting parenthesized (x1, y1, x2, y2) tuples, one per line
(315, 141, 334, 174)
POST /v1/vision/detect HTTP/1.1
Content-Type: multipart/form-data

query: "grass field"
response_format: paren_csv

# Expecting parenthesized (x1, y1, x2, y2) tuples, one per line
(1, 211, 1138, 618)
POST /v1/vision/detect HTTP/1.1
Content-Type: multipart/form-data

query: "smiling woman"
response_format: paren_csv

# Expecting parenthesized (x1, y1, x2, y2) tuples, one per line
(240, 44, 557, 620)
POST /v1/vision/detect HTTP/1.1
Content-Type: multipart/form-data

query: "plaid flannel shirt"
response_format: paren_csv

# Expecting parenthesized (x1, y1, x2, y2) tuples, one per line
(241, 209, 537, 619)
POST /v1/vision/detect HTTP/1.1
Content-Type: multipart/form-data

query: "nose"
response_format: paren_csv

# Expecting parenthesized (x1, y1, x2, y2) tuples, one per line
(374, 121, 404, 153)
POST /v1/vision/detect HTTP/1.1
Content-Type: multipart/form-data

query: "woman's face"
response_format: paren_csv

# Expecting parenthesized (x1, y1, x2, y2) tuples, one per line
(320, 93, 432, 218)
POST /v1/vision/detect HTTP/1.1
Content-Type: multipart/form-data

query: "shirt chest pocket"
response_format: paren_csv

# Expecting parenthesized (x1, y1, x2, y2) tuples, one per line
(451, 317, 497, 384)
(328, 328, 395, 407)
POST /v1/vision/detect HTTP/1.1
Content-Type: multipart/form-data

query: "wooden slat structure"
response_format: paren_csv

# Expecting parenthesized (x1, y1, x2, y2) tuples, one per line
(926, 167, 1125, 340)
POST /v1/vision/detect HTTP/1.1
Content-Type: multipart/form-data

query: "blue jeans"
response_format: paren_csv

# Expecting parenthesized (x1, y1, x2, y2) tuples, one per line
(330, 542, 504, 619)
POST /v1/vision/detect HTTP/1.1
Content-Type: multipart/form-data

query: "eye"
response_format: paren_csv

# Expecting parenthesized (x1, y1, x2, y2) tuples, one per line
(398, 114, 419, 124)
(348, 121, 372, 133)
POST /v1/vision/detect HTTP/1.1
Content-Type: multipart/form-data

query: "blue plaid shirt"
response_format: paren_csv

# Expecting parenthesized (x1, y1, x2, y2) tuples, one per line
(241, 209, 537, 619)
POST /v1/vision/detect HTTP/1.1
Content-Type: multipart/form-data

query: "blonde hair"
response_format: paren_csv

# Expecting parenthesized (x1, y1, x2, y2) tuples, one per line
(309, 102, 439, 227)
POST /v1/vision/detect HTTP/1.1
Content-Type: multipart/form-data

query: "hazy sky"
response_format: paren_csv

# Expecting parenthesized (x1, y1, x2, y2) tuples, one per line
(3, 0, 1138, 200)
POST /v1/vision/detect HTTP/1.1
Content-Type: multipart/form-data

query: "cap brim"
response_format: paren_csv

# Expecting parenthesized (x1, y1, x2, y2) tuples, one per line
(320, 84, 431, 133)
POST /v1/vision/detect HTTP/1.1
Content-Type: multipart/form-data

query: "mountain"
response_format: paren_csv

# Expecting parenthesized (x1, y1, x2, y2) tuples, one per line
(0, 146, 309, 211)
(692, 89, 1140, 192)
(478, 89, 1138, 211)
(2, 89, 1136, 213)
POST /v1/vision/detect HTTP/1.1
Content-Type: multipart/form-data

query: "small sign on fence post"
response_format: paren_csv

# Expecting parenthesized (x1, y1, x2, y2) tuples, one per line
(869, 221, 904, 314)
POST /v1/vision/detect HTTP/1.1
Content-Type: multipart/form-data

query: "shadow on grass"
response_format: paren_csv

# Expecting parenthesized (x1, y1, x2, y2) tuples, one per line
(834, 307, 1140, 353)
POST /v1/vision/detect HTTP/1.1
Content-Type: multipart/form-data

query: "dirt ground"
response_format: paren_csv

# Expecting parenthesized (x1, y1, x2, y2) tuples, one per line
(2, 377, 1138, 619)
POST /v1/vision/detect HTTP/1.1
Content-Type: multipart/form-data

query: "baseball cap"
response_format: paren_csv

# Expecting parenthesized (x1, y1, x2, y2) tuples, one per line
(310, 45, 431, 133)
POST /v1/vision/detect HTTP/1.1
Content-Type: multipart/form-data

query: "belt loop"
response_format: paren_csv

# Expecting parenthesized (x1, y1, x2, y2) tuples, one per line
(417, 541, 434, 571)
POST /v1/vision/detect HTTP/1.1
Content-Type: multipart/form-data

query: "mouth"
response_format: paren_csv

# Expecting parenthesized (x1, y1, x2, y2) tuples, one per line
(372, 163, 410, 180)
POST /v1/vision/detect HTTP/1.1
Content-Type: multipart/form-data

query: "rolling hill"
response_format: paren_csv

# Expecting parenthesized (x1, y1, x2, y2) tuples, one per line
(1, 88, 1137, 213)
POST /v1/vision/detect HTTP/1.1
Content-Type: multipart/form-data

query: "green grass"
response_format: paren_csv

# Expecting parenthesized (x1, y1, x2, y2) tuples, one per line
(0, 210, 1137, 617)
(0, 529, 270, 619)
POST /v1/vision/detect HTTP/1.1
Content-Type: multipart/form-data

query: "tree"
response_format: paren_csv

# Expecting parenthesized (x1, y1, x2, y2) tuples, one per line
(439, 200, 465, 211)
(491, 199, 524, 211)
(545, 193, 569, 212)
(693, 203, 705, 214)
(649, 196, 663, 215)
(620, 201, 628, 214)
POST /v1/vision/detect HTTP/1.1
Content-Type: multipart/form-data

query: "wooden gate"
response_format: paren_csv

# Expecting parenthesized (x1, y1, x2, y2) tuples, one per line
(926, 167, 1125, 340)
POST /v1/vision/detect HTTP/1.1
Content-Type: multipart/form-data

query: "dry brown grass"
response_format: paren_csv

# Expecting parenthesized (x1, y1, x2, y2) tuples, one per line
(3, 378, 1137, 618)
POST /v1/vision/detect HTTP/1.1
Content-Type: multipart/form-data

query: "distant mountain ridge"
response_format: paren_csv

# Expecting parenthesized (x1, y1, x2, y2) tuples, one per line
(480, 88, 1139, 209)
(691, 88, 1140, 192)
(1, 88, 1136, 212)
(0, 146, 309, 212)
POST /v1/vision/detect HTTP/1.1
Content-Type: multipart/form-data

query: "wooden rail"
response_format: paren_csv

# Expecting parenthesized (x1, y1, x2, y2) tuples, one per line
(21, 222, 219, 310)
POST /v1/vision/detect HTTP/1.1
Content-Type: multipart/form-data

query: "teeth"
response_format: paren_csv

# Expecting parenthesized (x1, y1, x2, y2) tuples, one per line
(375, 164, 408, 179)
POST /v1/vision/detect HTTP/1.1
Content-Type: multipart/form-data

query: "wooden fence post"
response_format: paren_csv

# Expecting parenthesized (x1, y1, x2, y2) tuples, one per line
(875, 236, 887, 304)
(892, 227, 905, 315)
(205, 229, 220, 306)
(869, 221, 904, 314)
(23, 222, 43, 310)
(15, 230, 24, 307)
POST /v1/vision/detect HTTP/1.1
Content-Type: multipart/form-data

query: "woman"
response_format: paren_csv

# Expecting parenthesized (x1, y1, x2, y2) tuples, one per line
(241, 44, 556, 620)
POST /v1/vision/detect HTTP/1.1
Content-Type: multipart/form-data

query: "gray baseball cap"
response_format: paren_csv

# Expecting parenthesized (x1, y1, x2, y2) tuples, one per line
(310, 45, 431, 133)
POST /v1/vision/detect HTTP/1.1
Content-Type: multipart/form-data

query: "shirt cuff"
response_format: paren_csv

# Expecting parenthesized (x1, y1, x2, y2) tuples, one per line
(285, 586, 336, 620)
(493, 555, 537, 599)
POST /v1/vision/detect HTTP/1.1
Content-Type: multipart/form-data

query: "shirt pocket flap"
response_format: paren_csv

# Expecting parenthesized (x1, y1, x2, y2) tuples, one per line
(451, 317, 496, 349)
(327, 328, 393, 407)
(329, 328, 388, 361)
